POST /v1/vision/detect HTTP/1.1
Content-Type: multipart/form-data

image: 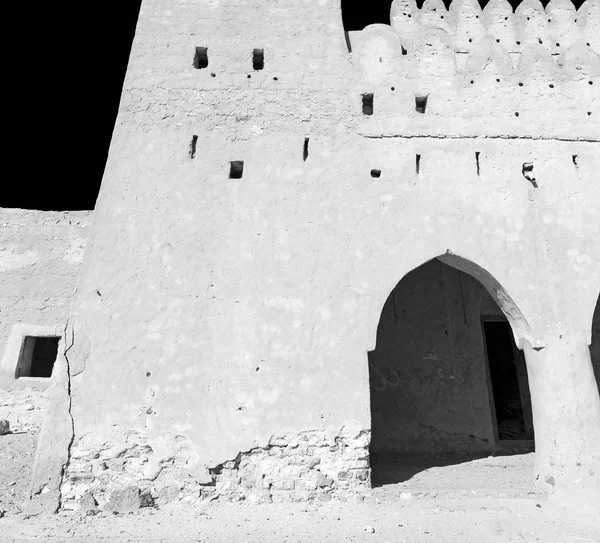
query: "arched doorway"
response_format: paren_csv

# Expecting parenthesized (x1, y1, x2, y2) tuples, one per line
(368, 256, 534, 486)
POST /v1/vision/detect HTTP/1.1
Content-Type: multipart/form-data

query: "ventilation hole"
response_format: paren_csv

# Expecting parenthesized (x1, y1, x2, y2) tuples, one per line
(189, 135, 198, 159)
(469, 38, 473, 43)
(518, 82, 523, 87)
(273, 76, 278, 81)
(370, 169, 381, 178)
(522, 162, 537, 188)
(475, 152, 480, 177)
(441, 15, 444, 19)
(496, 39, 500, 43)
(146, 371, 151, 377)
(515, 112, 520, 117)
(496, 78, 501, 83)
(505, 16, 508, 20)
(401, 46, 408, 56)
(247, 74, 252, 78)
(391, 86, 395, 91)
(589, 81, 594, 85)
(470, 80, 475, 84)
(193, 47, 209, 69)
(586, 43, 590, 47)
(362, 93, 374, 116)
(415, 95, 428, 114)
(548, 19, 551, 23)
(253, 48, 264, 70)
(516, 41, 521, 45)
(229, 161, 244, 179)
(211, 72, 216, 77)
(538, 39, 543, 44)
(416, 154, 421, 175)
(303, 137, 309, 162)
(556, 43, 560, 47)
(588, 111, 592, 116)
(549, 83, 554, 88)
(572, 155, 578, 168)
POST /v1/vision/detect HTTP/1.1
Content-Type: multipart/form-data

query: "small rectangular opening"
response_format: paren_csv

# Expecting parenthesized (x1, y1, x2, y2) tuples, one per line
(362, 93, 374, 116)
(370, 169, 381, 178)
(415, 95, 428, 114)
(253, 49, 264, 70)
(229, 161, 244, 179)
(194, 47, 209, 69)
(416, 154, 421, 174)
(482, 319, 534, 443)
(303, 137, 309, 161)
(16, 336, 60, 379)
(475, 151, 480, 176)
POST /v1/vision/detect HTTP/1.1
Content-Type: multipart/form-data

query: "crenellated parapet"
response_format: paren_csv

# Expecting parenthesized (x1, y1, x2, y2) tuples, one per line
(349, 0, 599, 139)
(350, 0, 599, 78)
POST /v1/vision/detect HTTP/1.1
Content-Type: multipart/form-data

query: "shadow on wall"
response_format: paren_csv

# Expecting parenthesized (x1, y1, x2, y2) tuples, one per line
(591, 294, 600, 390)
(368, 256, 535, 486)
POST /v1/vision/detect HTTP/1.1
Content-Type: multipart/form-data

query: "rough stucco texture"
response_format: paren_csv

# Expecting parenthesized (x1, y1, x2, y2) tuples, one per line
(0, 209, 91, 365)
(30, 0, 600, 509)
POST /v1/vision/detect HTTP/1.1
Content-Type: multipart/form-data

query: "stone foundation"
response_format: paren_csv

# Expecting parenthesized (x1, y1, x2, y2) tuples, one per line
(61, 426, 371, 511)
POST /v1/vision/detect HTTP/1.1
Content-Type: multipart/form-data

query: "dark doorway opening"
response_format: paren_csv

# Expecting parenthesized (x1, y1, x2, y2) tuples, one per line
(482, 319, 534, 442)
(16, 336, 60, 379)
(368, 258, 535, 489)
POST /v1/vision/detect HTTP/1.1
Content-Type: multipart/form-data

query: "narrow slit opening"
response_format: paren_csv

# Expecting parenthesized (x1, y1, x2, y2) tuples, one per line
(252, 49, 264, 70)
(475, 152, 480, 176)
(572, 155, 578, 169)
(415, 95, 428, 114)
(229, 161, 244, 179)
(416, 154, 421, 175)
(362, 93, 374, 116)
(189, 135, 198, 159)
(303, 137, 309, 162)
(194, 47, 209, 69)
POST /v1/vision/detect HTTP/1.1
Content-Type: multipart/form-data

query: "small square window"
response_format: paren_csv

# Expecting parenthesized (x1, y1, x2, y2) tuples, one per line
(194, 47, 209, 69)
(229, 161, 244, 179)
(16, 336, 59, 378)
(253, 49, 264, 70)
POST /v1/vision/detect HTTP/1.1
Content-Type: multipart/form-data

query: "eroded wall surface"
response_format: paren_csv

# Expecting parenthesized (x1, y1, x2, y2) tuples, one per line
(30, 0, 600, 511)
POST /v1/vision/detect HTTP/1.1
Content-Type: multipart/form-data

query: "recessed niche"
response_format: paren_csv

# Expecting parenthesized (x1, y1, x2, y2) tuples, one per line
(16, 336, 60, 379)
(253, 49, 264, 70)
(229, 161, 244, 179)
(194, 47, 209, 69)
(370, 169, 381, 178)
(362, 93, 374, 116)
(415, 95, 428, 114)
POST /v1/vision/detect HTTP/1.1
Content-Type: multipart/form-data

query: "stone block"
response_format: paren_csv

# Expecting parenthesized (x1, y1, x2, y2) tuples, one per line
(104, 485, 142, 513)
